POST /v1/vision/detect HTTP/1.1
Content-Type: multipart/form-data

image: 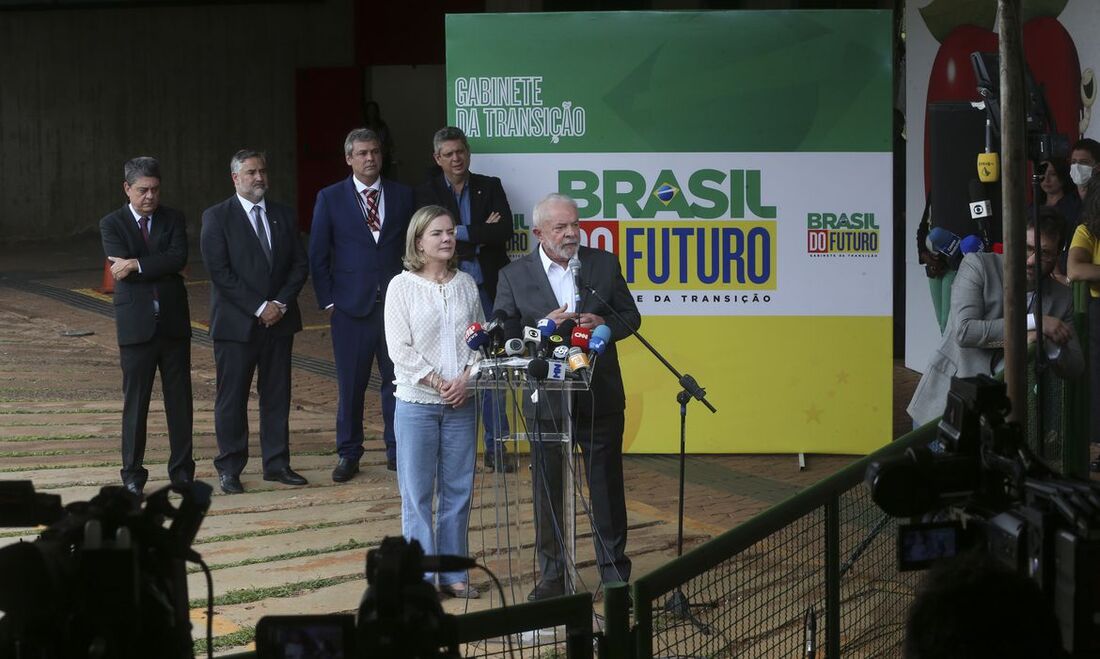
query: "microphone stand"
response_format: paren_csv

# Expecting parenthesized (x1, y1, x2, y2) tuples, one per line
(582, 282, 716, 634)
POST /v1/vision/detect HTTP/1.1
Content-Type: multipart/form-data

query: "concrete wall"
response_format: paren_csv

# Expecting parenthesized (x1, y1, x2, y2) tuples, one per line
(0, 1, 353, 241)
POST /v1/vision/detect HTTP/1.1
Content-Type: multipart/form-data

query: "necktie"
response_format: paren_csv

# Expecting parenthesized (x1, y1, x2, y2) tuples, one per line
(363, 188, 381, 232)
(138, 216, 158, 306)
(253, 206, 273, 267)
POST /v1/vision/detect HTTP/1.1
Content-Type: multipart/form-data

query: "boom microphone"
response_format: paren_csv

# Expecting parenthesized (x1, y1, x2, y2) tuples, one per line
(568, 255, 582, 310)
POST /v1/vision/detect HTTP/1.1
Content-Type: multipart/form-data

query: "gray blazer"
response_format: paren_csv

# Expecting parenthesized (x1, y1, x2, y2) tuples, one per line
(907, 252, 1084, 424)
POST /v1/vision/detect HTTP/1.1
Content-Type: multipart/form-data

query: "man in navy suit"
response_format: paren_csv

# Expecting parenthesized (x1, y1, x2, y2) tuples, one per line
(100, 156, 195, 497)
(309, 128, 414, 480)
(201, 150, 310, 494)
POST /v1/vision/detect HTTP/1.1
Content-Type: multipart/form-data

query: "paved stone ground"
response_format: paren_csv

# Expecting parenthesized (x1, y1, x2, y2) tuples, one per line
(0, 236, 919, 655)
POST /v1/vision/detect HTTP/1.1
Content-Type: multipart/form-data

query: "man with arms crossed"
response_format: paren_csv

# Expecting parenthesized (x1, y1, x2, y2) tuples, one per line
(415, 126, 516, 472)
(100, 156, 195, 497)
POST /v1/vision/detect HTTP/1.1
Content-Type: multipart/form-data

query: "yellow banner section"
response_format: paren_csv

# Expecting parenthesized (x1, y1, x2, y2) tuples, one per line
(620, 220, 777, 291)
(619, 316, 892, 454)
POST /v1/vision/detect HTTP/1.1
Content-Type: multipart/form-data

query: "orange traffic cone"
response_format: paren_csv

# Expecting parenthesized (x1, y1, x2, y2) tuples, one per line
(99, 259, 114, 294)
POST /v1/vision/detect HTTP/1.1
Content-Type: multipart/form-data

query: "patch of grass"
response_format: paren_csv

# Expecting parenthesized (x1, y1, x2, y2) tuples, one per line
(188, 539, 369, 573)
(195, 518, 369, 545)
(0, 461, 117, 472)
(0, 432, 101, 442)
(0, 408, 119, 415)
(189, 573, 362, 609)
(192, 626, 255, 655)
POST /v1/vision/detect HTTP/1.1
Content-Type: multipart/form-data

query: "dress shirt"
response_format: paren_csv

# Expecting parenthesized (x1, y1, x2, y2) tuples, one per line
(127, 204, 157, 313)
(444, 177, 484, 286)
(236, 195, 281, 318)
(538, 244, 576, 312)
(352, 176, 385, 243)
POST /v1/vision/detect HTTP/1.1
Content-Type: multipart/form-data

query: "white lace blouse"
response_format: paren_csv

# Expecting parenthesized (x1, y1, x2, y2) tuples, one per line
(383, 269, 484, 404)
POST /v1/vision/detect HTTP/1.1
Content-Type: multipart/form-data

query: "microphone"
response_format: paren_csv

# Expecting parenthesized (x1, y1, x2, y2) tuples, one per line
(464, 322, 490, 355)
(522, 326, 542, 357)
(540, 333, 566, 359)
(504, 338, 525, 356)
(568, 255, 582, 310)
(960, 234, 985, 254)
(977, 151, 999, 183)
(552, 344, 570, 360)
(484, 309, 509, 352)
(590, 324, 611, 344)
(926, 227, 961, 267)
(566, 346, 590, 373)
(527, 358, 549, 381)
(968, 179, 993, 246)
(536, 317, 557, 338)
(804, 605, 816, 658)
(571, 327, 591, 350)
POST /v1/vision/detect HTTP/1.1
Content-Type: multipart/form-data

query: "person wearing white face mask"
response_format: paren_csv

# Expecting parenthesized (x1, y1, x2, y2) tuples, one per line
(1069, 138, 1100, 199)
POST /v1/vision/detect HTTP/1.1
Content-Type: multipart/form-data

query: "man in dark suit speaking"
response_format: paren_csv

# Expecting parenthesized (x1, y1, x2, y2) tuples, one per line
(415, 126, 516, 472)
(100, 156, 195, 497)
(494, 193, 641, 600)
(309, 128, 414, 480)
(201, 150, 310, 494)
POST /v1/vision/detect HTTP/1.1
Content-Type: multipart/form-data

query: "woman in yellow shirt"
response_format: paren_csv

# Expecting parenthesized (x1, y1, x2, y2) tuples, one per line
(1066, 176, 1100, 471)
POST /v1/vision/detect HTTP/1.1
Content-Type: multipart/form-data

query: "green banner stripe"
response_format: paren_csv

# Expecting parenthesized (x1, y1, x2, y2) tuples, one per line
(446, 10, 892, 154)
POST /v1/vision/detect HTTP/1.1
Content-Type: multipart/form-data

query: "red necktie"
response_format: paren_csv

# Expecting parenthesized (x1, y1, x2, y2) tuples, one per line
(363, 188, 381, 232)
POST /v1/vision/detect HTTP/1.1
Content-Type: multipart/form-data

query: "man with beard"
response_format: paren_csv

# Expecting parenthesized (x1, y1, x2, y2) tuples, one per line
(908, 207, 1083, 426)
(200, 150, 310, 493)
(493, 193, 641, 599)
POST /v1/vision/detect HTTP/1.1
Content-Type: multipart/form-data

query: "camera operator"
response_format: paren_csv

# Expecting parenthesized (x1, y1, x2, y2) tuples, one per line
(904, 551, 1066, 659)
(908, 208, 1083, 426)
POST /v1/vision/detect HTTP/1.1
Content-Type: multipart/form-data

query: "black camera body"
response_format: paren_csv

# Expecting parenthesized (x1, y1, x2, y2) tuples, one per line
(256, 536, 461, 659)
(0, 481, 211, 659)
(866, 376, 1100, 656)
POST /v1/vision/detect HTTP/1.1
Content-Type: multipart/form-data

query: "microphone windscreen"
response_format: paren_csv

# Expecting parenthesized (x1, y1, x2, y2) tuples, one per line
(960, 234, 984, 254)
(571, 328, 591, 349)
(591, 324, 612, 343)
(555, 319, 577, 338)
(465, 329, 490, 351)
(504, 338, 525, 356)
(927, 227, 960, 257)
(527, 358, 549, 381)
(536, 317, 557, 337)
(463, 322, 483, 344)
(567, 346, 590, 372)
(588, 336, 608, 355)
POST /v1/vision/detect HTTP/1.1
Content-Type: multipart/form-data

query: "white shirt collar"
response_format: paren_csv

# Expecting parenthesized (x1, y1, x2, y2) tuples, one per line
(353, 177, 382, 195)
(237, 194, 266, 217)
(128, 204, 151, 222)
(538, 244, 569, 275)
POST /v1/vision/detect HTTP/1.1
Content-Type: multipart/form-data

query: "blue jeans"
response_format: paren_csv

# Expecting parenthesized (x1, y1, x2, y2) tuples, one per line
(479, 287, 509, 455)
(395, 398, 477, 585)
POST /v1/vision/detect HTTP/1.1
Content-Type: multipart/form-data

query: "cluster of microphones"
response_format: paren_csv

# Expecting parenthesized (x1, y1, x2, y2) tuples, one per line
(463, 309, 611, 384)
(926, 179, 1002, 268)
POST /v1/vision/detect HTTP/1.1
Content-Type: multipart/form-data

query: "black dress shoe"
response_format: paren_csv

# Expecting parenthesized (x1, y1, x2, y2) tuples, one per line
(264, 467, 308, 486)
(124, 482, 143, 497)
(527, 580, 565, 601)
(484, 452, 517, 473)
(332, 457, 360, 482)
(219, 474, 244, 495)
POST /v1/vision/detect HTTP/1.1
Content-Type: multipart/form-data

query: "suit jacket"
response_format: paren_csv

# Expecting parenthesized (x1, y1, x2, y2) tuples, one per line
(494, 245, 641, 417)
(415, 172, 513, 301)
(908, 252, 1084, 424)
(200, 196, 309, 342)
(99, 205, 191, 346)
(308, 176, 414, 317)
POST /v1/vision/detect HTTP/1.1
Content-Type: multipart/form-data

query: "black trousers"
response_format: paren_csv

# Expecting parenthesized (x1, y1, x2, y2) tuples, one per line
(531, 411, 631, 585)
(118, 331, 194, 488)
(212, 329, 293, 477)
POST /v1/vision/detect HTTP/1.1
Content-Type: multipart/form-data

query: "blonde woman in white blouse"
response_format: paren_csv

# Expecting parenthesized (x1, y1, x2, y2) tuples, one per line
(383, 204, 483, 598)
